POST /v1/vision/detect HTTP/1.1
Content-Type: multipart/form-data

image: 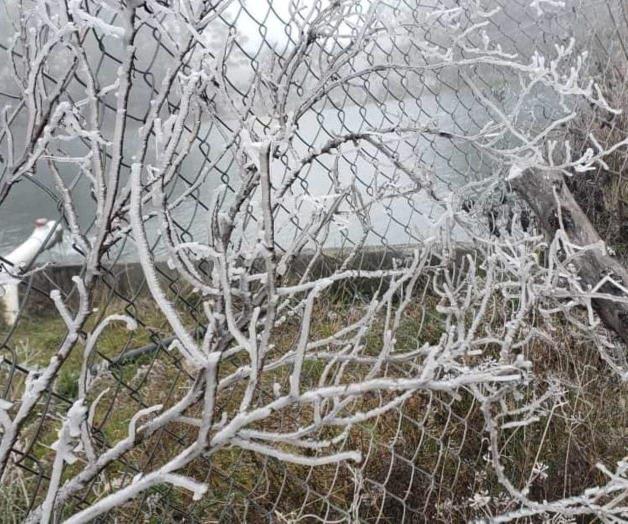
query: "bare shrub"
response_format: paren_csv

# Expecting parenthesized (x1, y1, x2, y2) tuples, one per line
(0, 0, 626, 522)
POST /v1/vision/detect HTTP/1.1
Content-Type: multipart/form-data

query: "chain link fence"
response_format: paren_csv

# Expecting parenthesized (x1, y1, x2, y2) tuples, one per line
(0, 0, 627, 521)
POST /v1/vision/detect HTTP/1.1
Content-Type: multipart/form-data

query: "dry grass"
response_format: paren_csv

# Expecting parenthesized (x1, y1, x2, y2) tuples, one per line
(1, 279, 627, 522)
(567, 62, 628, 260)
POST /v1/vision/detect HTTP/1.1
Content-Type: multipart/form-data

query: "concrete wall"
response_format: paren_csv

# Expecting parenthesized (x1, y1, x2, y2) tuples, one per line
(12, 243, 474, 317)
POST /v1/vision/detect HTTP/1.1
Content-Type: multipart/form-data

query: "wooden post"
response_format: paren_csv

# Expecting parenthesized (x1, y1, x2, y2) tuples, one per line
(511, 170, 628, 345)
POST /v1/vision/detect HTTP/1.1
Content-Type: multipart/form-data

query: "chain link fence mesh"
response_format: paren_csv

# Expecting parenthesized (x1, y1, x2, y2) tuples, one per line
(0, 0, 627, 521)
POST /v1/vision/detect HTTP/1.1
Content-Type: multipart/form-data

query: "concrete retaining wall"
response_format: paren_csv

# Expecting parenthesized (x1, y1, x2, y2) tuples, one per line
(11, 243, 474, 317)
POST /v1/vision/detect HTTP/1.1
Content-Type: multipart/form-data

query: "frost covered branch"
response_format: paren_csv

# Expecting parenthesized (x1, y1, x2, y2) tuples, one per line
(0, 0, 626, 521)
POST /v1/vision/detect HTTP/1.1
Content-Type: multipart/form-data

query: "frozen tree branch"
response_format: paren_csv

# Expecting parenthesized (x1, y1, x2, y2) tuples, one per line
(0, 0, 626, 521)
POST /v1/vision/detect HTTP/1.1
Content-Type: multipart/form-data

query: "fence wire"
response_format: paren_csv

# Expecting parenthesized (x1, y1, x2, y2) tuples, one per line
(0, 0, 627, 522)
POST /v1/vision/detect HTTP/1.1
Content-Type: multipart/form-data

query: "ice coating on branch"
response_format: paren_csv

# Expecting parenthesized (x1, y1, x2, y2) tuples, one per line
(68, 0, 125, 39)
(49, 399, 87, 462)
(530, 0, 565, 16)
(239, 128, 266, 171)
(506, 164, 525, 181)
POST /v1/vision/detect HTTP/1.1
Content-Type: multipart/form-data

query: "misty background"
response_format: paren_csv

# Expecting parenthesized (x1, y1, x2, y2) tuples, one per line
(0, 0, 621, 262)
